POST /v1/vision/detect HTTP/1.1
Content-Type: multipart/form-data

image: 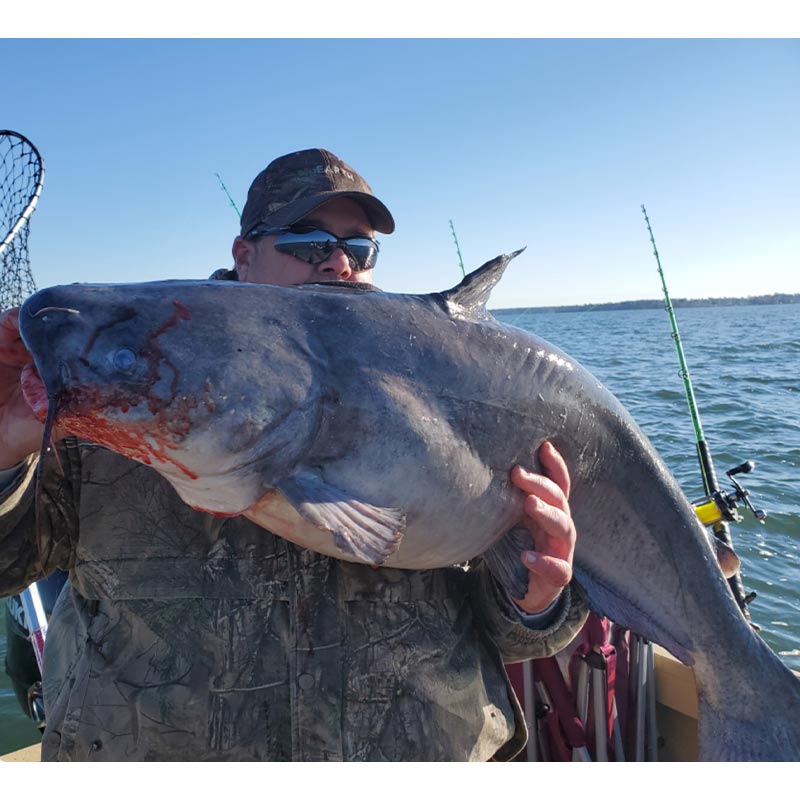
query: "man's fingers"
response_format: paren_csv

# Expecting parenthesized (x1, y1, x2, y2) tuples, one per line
(0, 308, 22, 342)
(520, 551, 572, 589)
(520, 497, 575, 561)
(510, 465, 568, 512)
(538, 440, 571, 499)
(510, 441, 576, 614)
(0, 307, 20, 327)
(512, 552, 573, 613)
(0, 308, 32, 367)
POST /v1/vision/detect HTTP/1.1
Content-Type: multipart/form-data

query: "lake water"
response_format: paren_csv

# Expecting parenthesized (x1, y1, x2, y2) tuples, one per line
(1, 303, 798, 756)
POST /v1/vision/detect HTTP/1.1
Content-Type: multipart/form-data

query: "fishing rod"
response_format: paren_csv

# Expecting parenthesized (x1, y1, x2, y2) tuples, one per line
(449, 219, 466, 278)
(215, 172, 241, 219)
(641, 205, 765, 618)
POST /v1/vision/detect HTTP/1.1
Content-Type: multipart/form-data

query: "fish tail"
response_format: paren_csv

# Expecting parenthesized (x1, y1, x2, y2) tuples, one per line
(697, 646, 800, 761)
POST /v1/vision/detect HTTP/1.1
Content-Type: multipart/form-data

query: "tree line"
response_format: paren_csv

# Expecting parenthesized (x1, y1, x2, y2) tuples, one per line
(496, 293, 800, 314)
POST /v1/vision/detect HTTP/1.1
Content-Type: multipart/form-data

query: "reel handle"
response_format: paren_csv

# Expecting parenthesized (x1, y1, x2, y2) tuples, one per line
(727, 461, 767, 523)
(727, 460, 755, 477)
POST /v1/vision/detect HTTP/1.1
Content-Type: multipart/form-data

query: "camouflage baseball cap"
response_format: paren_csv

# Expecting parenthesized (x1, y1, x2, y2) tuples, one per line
(240, 148, 395, 237)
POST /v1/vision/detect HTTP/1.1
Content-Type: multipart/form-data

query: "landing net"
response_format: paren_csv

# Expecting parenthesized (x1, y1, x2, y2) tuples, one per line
(0, 130, 44, 310)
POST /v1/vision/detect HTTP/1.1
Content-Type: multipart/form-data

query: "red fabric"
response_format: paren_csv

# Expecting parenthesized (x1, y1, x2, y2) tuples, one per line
(567, 615, 618, 757)
(535, 656, 587, 750)
(506, 655, 587, 761)
(507, 613, 627, 761)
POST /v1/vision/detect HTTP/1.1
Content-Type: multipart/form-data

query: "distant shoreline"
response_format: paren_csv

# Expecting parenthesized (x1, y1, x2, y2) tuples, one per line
(493, 293, 800, 314)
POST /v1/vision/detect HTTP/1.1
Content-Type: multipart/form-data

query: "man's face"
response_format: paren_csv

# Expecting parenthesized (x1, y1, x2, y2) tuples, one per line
(232, 197, 376, 287)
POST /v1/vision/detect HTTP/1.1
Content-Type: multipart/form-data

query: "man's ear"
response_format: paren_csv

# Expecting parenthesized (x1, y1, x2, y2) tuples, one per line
(232, 236, 254, 280)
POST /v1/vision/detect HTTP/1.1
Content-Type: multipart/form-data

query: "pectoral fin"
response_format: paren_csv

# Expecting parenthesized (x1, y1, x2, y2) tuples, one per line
(276, 471, 405, 565)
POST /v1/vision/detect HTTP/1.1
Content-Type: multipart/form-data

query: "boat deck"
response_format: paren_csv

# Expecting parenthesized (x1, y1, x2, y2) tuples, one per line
(652, 644, 698, 761)
(1, 743, 40, 762)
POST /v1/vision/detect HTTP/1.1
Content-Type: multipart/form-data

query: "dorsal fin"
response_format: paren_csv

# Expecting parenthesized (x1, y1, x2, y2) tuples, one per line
(440, 249, 525, 317)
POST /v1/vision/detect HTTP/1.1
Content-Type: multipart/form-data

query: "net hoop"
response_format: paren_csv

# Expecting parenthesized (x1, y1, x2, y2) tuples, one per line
(1, 130, 45, 310)
(0, 130, 45, 254)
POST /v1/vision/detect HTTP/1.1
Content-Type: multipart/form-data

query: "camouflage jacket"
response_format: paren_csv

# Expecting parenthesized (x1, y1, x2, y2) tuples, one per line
(0, 439, 587, 761)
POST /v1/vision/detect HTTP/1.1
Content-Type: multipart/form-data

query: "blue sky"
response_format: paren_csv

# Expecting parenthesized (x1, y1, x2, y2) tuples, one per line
(2, 38, 798, 308)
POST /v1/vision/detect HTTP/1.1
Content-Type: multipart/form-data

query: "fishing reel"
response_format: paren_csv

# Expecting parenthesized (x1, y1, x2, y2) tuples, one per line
(693, 461, 767, 527)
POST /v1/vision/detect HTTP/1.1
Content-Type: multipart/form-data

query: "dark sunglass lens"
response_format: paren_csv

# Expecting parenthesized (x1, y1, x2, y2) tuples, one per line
(273, 230, 379, 271)
(343, 243, 378, 271)
(282, 230, 338, 246)
(274, 241, 332, 265)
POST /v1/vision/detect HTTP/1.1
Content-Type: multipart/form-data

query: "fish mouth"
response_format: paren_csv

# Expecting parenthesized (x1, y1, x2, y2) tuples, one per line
(20, 361, 51, 423)
(19, 300, 82, 420)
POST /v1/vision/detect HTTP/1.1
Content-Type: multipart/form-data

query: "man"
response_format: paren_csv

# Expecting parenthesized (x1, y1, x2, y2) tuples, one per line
(0, 149, 587, 761)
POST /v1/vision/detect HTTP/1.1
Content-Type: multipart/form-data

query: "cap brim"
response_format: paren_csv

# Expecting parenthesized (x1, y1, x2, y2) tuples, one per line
(254, 190, 395, 235)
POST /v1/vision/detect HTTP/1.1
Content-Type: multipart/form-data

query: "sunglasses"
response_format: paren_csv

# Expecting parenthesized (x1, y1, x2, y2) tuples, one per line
(245, 225, 380, 272)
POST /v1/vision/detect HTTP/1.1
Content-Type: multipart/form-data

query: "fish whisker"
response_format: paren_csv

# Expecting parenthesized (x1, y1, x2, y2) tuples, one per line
(37, 395, 64, 480)
(29, 306, 81, 318)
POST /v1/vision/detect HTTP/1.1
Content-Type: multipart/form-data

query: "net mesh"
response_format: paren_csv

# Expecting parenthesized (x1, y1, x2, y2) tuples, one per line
(1, 131, 43, 311)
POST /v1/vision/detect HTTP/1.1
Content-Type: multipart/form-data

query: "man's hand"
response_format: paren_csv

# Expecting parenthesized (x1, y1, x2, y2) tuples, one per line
(510, 441, 576, 615)
(0, 308, 45, 469)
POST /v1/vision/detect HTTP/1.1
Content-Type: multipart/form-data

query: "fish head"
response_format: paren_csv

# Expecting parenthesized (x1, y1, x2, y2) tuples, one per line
(18, 280, 324, 512)
(19, 282, 208, 477)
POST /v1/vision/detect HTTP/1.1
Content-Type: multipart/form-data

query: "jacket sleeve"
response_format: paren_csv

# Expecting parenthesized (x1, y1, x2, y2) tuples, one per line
(467, 558, 589, 663)
(0, 439, 81, 597)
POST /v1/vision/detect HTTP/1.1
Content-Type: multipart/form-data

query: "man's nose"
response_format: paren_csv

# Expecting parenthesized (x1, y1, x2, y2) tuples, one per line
(318, 247, 353, 280)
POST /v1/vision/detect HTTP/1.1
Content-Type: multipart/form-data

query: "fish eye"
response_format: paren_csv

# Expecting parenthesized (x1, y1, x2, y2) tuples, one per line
(111, 347, 138, 374)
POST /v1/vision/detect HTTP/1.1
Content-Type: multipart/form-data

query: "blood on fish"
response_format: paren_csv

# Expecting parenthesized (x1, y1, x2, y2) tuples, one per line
(139, 301, 194, 414)
(152, 301, 192, 339)
(58, 408, 199, 480)
(48, 375, 201, 481)
(25, 299, 202, 482)
(173, 300, 191, 318)
(81, 309, 137, 361)
(22, 300, 203, 484)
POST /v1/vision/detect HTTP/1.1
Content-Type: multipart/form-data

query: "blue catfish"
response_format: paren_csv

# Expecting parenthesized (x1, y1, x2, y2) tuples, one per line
(18, 254, 800, 760)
